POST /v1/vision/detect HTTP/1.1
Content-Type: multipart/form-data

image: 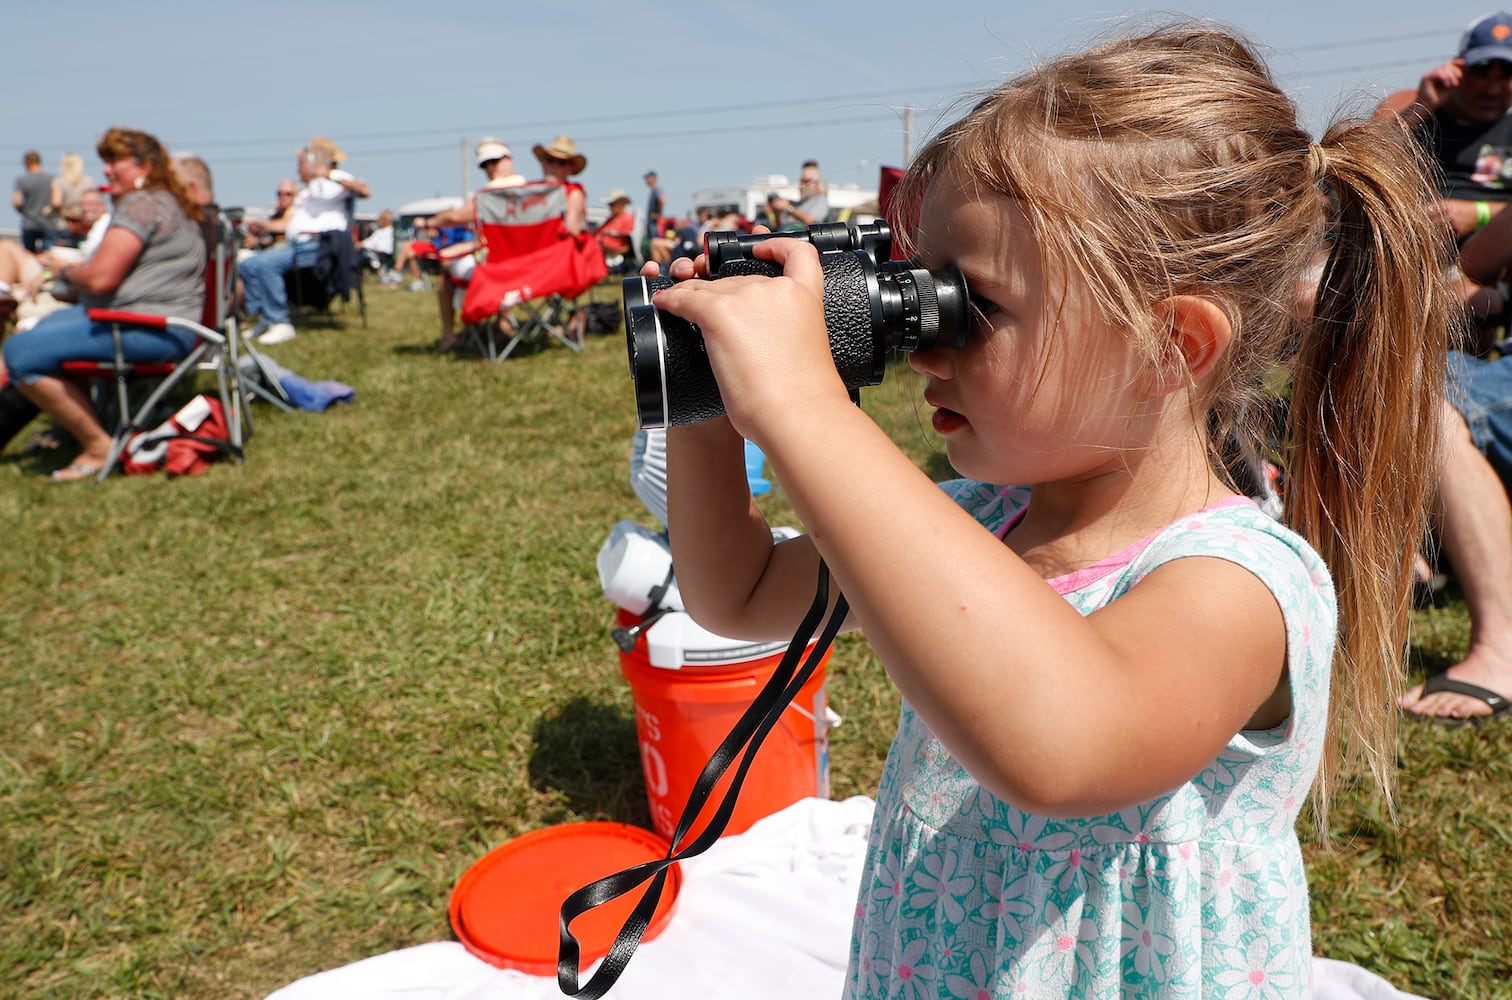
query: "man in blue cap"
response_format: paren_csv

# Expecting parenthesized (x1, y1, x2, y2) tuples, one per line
(1378, 12, 1512, 240)
(1374, 15, 1512, 723)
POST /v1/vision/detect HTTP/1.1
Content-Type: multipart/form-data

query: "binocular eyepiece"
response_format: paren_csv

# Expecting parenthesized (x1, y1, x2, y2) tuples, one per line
(623, 220, 970, 429)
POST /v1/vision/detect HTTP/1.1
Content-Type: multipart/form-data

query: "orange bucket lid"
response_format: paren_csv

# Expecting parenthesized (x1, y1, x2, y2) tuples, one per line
(449, 822, 681, 976)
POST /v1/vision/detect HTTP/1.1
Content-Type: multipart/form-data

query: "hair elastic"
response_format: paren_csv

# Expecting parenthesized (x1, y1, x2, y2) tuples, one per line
(1306, 142, 1328, 185)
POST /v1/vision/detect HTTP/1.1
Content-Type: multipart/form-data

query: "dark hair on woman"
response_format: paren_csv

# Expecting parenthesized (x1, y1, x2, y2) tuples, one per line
(95, 126, 202, 223)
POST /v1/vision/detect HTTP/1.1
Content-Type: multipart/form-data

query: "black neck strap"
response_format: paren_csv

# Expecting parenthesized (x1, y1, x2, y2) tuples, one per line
(556, 561, 848, 998)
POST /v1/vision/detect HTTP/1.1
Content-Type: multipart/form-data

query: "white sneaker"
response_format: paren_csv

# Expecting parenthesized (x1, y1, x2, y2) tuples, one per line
(407, 279, 426, 293)
(257, 322, 296, 345)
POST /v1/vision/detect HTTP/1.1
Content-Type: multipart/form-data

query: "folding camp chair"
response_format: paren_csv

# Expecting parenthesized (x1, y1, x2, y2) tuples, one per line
(286, 227, 366, 327)
(458, 181, 609, 362)
(60, 210, 290, 481)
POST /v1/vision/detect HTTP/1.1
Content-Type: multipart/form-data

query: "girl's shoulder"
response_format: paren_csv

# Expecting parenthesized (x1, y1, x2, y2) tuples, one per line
(1131, 498, 1336, 612)
(939, 479, 1334, 611)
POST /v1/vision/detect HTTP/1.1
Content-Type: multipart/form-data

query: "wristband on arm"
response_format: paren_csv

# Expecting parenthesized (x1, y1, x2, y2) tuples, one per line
(1476, 201, 1493, 231)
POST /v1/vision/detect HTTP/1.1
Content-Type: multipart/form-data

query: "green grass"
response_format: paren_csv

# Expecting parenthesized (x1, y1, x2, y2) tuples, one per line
(3, 287, 1511, 998)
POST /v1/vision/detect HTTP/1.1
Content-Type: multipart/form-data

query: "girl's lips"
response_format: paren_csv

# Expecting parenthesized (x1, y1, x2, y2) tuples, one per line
(930, 405, 967, 435)
(923, 391, 967, 434)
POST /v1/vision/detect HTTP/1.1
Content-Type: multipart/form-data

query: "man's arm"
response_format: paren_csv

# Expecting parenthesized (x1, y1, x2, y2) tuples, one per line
(1375, 60, 1465, 125)
(565, 188, 587, 237)
(417, 199, 474, 230)
(335, 175, 371, 198)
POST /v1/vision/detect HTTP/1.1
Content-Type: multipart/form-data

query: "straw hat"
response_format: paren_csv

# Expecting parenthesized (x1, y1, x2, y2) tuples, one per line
(532, 135, 587, 175)
(603, 188, 631, 207)
(305, 136, 347, 165)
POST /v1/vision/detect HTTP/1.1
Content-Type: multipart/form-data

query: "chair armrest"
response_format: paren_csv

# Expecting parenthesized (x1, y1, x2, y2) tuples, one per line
(87, 308, 169, 328)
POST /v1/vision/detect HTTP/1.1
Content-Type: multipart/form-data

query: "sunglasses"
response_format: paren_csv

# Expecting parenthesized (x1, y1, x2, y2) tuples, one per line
(544, 155, 571, 165)
(277, 190, 296, 197)
(1467, 59, 1512, 76)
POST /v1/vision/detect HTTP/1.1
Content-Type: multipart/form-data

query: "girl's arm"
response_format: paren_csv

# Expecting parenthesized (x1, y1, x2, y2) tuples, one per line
(653, 240, 1288, 818)
(665, 417, 839, 641)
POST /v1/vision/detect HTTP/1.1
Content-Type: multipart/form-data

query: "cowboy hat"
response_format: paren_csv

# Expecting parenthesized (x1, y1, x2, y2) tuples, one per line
(533, 135, 587, 175)
(603, 188, 631, 206)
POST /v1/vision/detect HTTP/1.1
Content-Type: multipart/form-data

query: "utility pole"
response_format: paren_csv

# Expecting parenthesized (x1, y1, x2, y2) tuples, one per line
(903, 106, 915, 166)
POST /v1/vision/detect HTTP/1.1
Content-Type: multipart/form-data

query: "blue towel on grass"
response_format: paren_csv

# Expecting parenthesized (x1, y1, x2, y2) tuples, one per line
(277, 373, 355, 412)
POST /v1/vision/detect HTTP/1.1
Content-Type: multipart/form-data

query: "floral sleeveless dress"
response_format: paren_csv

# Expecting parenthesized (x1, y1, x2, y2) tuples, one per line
(844, 482, 1336, 999)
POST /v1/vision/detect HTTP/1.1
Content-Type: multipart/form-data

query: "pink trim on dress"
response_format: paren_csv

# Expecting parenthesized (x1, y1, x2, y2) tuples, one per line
(992, 491, 1257, 595)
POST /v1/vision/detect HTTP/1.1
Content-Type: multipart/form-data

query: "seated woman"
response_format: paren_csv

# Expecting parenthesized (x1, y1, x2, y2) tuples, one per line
(595, 188, 636, 265)
(1, 126, 204, 482)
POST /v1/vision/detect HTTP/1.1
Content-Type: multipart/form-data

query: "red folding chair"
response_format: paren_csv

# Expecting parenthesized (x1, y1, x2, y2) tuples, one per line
(459, 181, 608, 362)
(59, 211, 288, 481)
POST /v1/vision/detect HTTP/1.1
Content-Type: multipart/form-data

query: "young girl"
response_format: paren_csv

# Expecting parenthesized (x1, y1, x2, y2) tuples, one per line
(647, 24, 1451, 998)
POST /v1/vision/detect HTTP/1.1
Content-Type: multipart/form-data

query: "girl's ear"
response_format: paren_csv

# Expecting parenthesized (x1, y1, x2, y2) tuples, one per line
(1147, 295, 1233, 396)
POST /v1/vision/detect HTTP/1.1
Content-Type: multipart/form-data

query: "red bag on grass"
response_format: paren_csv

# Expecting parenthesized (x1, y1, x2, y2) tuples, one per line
(121, 394, 240, 477)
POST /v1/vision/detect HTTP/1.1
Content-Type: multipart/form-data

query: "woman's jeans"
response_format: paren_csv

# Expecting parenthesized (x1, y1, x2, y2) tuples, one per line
(2, 305, 194, 384)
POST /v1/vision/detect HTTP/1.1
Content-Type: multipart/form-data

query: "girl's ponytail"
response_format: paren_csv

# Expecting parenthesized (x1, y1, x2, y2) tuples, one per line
(1285, 119, 1455, 814)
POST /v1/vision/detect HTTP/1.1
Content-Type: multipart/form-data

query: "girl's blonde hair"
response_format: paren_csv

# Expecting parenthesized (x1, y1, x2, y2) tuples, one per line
(893, 24, 1454, 821)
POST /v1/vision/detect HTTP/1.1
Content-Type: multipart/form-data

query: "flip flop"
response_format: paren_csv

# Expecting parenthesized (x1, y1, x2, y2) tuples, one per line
(1404, 672, 1512, 725)
(48, 462, 103, 484)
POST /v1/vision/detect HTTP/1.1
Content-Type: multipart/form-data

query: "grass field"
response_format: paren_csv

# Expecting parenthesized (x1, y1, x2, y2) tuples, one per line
(2, 286, 1510, 999)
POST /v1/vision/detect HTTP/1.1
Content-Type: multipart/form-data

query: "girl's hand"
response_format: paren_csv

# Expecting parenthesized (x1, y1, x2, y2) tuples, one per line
(649, 236, 847, 444)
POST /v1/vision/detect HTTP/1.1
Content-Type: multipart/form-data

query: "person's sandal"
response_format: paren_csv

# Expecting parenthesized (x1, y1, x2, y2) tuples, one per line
(1404, 673, 1512, 725)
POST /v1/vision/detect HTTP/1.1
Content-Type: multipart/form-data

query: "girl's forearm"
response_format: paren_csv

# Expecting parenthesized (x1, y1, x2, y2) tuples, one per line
(666, 418, 827, 640)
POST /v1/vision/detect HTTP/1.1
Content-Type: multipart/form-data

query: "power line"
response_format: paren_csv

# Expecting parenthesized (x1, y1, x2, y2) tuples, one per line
(0, 42, 1457, 159)
(1285, 28, 1449, 53)
(160, 85, 973, 152)
(207, 113, 909, 166)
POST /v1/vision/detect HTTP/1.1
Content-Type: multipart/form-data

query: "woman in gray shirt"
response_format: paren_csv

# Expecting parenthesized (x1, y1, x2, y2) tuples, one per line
(2, 127, 204, 482)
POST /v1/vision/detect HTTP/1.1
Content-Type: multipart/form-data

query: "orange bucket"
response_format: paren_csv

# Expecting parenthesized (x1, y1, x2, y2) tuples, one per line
(615, 608, 831, 843)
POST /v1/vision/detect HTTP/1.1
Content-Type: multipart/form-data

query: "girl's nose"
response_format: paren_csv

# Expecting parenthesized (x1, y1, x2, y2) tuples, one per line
(907, 344, 954, 379)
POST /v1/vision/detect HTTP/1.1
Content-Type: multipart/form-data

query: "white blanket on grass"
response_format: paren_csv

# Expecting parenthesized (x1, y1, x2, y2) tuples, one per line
(265, 796, 1421, 1000)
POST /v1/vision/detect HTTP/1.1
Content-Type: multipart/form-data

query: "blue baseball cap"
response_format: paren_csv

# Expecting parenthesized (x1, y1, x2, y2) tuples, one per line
(1461, 12, 1512, 65)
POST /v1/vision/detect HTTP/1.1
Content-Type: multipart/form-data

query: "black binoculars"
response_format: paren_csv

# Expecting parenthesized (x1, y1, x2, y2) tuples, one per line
(622, 221, 970, 428)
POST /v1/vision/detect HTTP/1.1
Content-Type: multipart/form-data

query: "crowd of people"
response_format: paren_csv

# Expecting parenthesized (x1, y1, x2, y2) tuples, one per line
(0, 124, 659, 462)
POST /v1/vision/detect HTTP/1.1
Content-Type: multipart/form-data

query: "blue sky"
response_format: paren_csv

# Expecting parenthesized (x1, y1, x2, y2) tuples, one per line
(1, 1, 1495, 223)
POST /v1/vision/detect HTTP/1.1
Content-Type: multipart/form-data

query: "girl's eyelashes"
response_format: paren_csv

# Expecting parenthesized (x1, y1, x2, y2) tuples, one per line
(969, 293, 1000, 326)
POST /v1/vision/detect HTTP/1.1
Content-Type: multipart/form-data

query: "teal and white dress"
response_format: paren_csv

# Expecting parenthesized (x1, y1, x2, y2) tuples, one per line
(844, 482, 1335, 999)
